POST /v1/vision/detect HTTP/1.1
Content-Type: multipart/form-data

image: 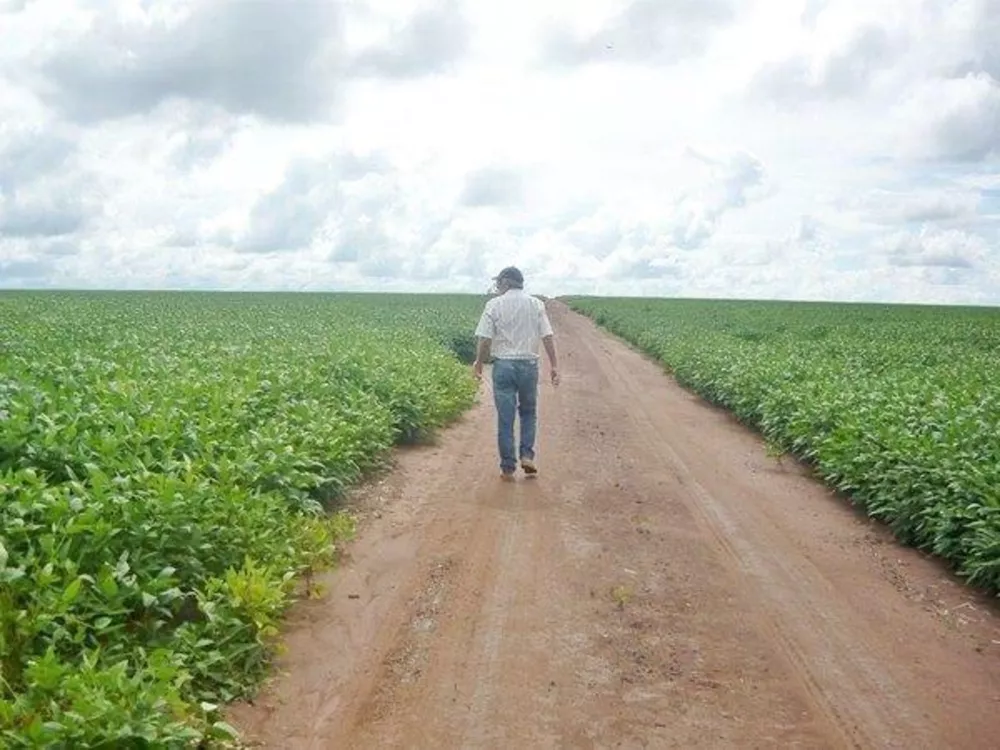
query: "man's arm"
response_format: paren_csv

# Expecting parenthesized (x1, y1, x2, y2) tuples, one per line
(475, 336, 492, 367)
(542, 335, 559, 385)
(473, 306, 494, 380)
(539, 304, 559, 385)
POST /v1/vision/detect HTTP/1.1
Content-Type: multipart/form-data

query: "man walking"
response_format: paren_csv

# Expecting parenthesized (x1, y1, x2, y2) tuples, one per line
(473, 266, 559, 481)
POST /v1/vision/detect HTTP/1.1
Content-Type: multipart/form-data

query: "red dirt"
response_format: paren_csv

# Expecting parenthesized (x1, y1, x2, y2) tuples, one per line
(227, 301, 1000, 749)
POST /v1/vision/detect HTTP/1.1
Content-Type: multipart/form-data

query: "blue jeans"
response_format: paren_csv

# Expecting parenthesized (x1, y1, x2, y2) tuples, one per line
(491, 358, 538, 473)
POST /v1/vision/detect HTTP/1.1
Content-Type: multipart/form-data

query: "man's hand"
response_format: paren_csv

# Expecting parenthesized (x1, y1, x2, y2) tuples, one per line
(473, 360, 484, 381)
(550, 368, 560, 387)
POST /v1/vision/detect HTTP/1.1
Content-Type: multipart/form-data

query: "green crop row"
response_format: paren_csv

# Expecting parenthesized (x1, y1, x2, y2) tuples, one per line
(565, 296, 1000, 596)
(0, 291, 484, 748)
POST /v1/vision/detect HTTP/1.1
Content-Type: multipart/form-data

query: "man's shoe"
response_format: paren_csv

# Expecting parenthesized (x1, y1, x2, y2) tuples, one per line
(521, 458, 538, 475)
(500, 471, 516, 482)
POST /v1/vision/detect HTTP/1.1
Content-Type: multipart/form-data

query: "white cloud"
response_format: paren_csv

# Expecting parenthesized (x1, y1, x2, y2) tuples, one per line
(841, 187, 981, 226)
(349, 0, 470, 79)
(0, 0, 998, 304)
(459, 167, 526, 208)
(915, 73, 1000, 162)
(541, 0, 737, 68)
(881, 227, 989, 270)
(22, 1, 345, 124)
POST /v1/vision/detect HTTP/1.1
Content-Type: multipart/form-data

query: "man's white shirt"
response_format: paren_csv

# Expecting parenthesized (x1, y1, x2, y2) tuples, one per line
(475, 289, 554, 360)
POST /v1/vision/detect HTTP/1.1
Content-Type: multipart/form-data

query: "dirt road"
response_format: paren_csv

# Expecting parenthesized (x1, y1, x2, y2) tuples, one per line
(227, 301, 1000, 749)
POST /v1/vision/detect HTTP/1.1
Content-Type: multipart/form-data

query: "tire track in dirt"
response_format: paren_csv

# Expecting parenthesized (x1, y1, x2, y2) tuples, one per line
(227, 300, 1000, 750)
(460, 499, 524, 748)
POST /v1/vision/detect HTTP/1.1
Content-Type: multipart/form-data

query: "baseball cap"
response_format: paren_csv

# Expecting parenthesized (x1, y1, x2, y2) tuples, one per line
(493, 266, 524, 285)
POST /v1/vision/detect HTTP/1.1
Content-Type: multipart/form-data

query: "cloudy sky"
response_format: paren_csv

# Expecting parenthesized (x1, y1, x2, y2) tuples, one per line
(1, 0, 998, 303)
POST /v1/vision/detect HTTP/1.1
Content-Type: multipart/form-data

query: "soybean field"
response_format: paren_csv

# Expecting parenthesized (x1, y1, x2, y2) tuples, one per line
(0, 291, 482, 747)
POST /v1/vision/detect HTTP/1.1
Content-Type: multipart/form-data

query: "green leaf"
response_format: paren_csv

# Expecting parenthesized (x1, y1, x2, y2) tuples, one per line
(61, 576, 83, 606)
(98, 571, 119, 598)
(212, 721, 241, 738)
